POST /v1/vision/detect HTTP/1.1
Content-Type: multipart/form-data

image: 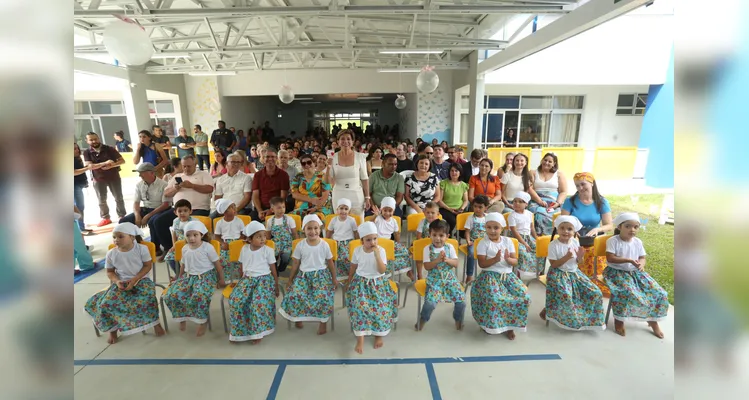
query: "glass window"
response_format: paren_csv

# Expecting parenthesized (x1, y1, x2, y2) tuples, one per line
(74, 118, 94, 149)
(519, 114, 550, 144)
(155, 100, 175, 113)
(485, 113, 504, 142)
(616, 108, 633, 115)
(553, 96, 584, 109)
(617, 94, 635, 107)
(634, 108, 645, 115)
(157, 118, 176, 137)
(636, 94, 648, 108)
(549, 114, 581, 144)
(91, 101, 124, 114)
(521, 96, 552, 109)
(99, 116, 131, 147)
(74, 101, 90, 115)
(459, 113, 469, 143)
(487, 96, 520, 109)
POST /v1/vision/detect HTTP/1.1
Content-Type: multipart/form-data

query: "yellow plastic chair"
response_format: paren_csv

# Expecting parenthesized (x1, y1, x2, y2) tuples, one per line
(348, 239, 398, 330)
(286, 238, 338, 330)
(213, 216, 250, 233)
(220, 240, 276, 334)
(535, 235, 552, 285)
(552, 212, 561, 226)
(193, 215, 213, 234)
(96, 241, 167, 336)
(455, 212, 473, 244)
(403, 238, 460, 319)
(592, 235, 616, 325)
(158, 239, 221, 332)
(405, 213, 442, 248)
(323, 214, 362, 235)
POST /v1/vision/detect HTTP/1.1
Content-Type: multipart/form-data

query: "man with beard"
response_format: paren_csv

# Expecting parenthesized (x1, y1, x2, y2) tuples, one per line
(82, 132, 126, 226)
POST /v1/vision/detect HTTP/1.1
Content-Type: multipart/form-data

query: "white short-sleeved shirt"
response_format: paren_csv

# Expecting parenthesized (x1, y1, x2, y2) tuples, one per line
(171, 217, 194, 233)
(548, 238, 580, 273)
(327, 216, 358, 241)
(501, 172, 525, 202)
(423, 243, 457, 262)
(351, 246, 387, 279)
(477, 237, 515, 274)
(292, 239, 334, 272)
(266, 215, 296, 233)
(239, 244, 276, 277)
(508, 210, 533, 235)
(464, 215, 486, 230)
(181, 241, 220, 275)
(374, 215, 399, 239)
(606, 235, 646, 272)
(215, 217, 245, 240)
(106, 243, 152, 281)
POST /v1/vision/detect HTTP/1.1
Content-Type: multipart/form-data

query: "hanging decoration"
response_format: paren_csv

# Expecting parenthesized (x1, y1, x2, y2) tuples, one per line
(279, 85, 295, 104)
(102, 15, 154, 66)
(395, 94, 407, 110)
(416, 66, 439, 94)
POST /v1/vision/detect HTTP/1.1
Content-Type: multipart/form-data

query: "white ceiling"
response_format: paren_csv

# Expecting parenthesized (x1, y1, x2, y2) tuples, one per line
(73, 0, 579, 74)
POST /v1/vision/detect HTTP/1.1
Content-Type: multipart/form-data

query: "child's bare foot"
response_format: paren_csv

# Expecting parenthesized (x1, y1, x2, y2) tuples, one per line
(539, 308, 546, 321)
(295, 322, 303, 329)
(465, 276, 474, 284)
(154, 324, 166, 337)
(374, 336, 384, 349)
(317, 322, 327, 335)
(406, 270, 415, 281)
(196, 323, 207, 337)
(506, 330, 515, 340)
(179, 321, 187, 331)
(107, 331, 118, 344)
(648, 321, 664, 338)
(251, 339, 261, 345)
(614, 320, 626, 336)
(455, 321, 464, 331)
(355, 336, 364, 354)
(414, 319, 426, 331)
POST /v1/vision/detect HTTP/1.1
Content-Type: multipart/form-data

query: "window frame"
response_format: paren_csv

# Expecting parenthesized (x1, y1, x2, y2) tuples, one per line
(616, 93, 648, 116)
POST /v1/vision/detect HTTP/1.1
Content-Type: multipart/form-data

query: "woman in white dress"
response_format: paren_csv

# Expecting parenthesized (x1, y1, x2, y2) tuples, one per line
(326, 129, 371, 218)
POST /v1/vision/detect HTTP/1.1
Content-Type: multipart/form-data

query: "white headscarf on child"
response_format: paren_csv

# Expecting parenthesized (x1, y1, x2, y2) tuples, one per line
(380, 196, 396, 210)
(244, 221, 266, 237)
(113, 222, 145, 237)
(513, 191, 531, 204)
(554, 215, 582, 231)
(357, 221, 378, 238)
(485, 212, 506, 227)
(613, 212, 640, 228)
(336, 198, 351, 209)
(184, 220, 208, 235)
(215, 198, 234, 215)
(302, 214, 323, 229)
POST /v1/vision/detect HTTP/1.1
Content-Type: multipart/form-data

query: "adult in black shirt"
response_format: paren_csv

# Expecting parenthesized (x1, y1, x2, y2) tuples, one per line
(261, 121, 275, 144)
(152, 125, 172, 153)
(210, 120, 236, 153)
(395, 143, 414, 173)
(74, 143, 92, 234)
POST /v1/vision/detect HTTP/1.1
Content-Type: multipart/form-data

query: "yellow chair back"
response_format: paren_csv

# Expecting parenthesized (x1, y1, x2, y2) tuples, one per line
(456, 212, 473, 231)
(502, 212, 511, 226)
(593, 234, 613, 257)
(412, 238, 459, 261)
(536, 235, 551, 257)
(407, 213, 442, 232)
(108, 241, 156, 262)
(552, 213, 561, 226)
(348, 238, 395, 261)
(472, 237, 519, 257)
(174, 239, 220, 262)
(229, 239, 276, 262)
(291, 238, 338, 261)
(213, 216, 250, 232)
(193, 216, 213, 233)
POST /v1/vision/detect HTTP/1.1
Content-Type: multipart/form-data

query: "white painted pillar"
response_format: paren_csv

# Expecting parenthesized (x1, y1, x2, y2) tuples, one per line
(467, 52, 485, 151)
(452, 89, 462, 144)
(122, 70, 152, 142)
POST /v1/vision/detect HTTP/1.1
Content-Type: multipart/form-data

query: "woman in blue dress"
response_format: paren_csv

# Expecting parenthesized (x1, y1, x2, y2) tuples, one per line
(133, 130, 168, 176)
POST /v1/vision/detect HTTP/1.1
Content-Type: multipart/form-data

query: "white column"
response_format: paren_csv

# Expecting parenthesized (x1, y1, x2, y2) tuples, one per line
(452, 89, 462, 144)
(467, 52, 485, 151)
(122, 71, 151, 142)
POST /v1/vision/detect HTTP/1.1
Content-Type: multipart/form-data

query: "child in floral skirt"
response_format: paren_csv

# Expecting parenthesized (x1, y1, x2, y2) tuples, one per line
(214, 198, 246, 281)
(265, 196, 297, 273)
(508, 191, 543, 279)
(373, 196, 410, 277)
(326, 198, 359, 282)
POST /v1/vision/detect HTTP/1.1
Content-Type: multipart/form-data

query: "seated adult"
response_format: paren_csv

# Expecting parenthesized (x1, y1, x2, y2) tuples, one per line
(119, 162, 172, 255)
(251, 146, 290, 221)
(437, 163, 469, 232)
(211, 152, 253, 219)
(468, 158, 503, 213)
(527, 152, 568, 235)
(404, 154, 442, 215)
(278, 149, 298, 211)
(412, 142, 433, 166)
(132, 130, 168, 176)
(368, 153, 405, 217)
(210, 150, 228, 178)
(163, 155, 214, 216)
(500, 153, 534, 213)
(460, 148, 486, 183)
(431, 146, 451, 180)
(290, 153, 332, 217)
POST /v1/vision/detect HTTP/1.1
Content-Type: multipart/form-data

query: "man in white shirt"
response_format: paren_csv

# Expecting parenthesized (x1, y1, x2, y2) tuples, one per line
(211, 152, 253, 219)
(119, 162, 172, 255)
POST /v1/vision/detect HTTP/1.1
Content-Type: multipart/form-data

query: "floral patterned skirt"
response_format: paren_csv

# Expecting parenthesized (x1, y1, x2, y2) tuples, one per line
(229, 274, 277, 342)
(336, 239, 352, 281)
(390, 242, 411, 276)
(346, 275, 398, 336)
(425, 267, 465, 304)
(603, 268, 669, 322)
(84, 278, 160, 335)
(220, 238, 241, 281)
(471, 271, 530, 334)
(279, 269, 335, 323)
(516, 233, 544, 278)
(579, 250, 610, 297)
(163, 269, 217, 324)
(545, 268, 605, 331)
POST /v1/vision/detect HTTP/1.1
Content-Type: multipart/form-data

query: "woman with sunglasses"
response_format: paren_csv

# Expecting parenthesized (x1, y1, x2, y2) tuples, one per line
(291, 154, 333, 217)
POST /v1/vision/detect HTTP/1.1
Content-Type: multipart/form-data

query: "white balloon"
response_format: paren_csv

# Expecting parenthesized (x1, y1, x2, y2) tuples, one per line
(416, 68, 439, 94)
(103, 19, 154, 66)
(279, 85, 295, 104)
(394, 95, 407, 110)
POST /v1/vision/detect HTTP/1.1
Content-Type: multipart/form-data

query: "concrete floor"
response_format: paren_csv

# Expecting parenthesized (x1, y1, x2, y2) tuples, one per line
(75, 178, 674, 399)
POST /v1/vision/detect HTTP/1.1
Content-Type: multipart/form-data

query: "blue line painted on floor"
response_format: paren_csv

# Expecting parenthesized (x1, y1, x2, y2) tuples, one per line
(425, 363, 442, 400)
(74, 259, 105, 284)
(73, 354, 561, 366)
(266, 364, 286, 400)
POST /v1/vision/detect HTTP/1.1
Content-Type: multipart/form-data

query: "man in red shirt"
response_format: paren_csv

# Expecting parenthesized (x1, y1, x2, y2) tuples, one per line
(251, 146, 290, 221)
(82, 132, 126, 226)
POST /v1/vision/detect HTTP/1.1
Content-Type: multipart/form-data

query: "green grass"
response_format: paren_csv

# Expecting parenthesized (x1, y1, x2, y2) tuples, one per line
(606, 194, 674, 304)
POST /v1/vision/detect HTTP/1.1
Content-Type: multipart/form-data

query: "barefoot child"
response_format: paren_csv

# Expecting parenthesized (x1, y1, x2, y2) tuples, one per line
(540, 216, 605, 331)
(214, 199, 246, 281)
(163, 199, 195, 275)
(373, 196, 410, 277)
(415, 220, 466, 331)
(346, 222, 398, 353)
(163, 221, 227, 336)
(412, 201, 441, 280)
(265, 196, 297, 273)
(229, 221, 279, 344)
(471, 213, 530, 339)
(326, 198, 359, 283)
(280, 215, 337, 335)
(508, 191, 543, 279)
(85, 223, 166, 344)
(604, 212, 669, 338)
(463, 195, 489, 284)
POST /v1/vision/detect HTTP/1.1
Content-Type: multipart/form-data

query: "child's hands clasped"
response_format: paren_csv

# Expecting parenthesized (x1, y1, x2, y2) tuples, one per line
(629, 259, 644, 271)
(439, 250, 447, 262)
(221, 242, 229, 250)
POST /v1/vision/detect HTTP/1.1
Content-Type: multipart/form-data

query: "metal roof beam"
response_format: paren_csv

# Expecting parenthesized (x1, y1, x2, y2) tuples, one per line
(75, 43, 502, 54)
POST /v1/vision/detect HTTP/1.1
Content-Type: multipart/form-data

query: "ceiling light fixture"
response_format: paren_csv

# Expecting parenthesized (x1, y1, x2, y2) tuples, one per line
(188, 71, 237, 76)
